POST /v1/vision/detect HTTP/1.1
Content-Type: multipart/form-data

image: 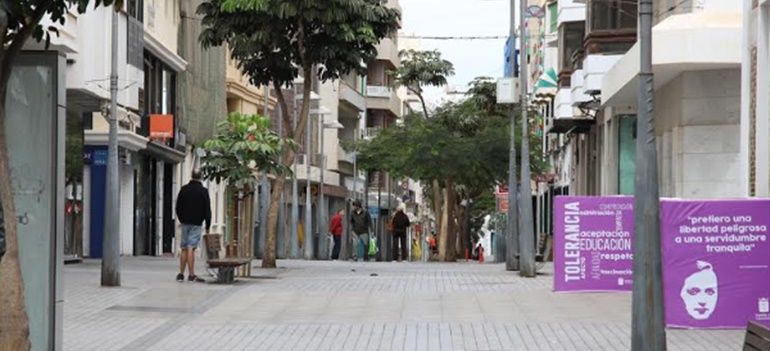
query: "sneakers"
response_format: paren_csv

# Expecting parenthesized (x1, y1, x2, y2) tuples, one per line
(176, 273, 184, 282)
(188, 275, 205, 283)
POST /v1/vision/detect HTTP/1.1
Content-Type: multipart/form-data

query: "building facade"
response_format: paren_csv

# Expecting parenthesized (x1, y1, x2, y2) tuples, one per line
(38, 1, 227, 259)
(542, 0, 744, 201)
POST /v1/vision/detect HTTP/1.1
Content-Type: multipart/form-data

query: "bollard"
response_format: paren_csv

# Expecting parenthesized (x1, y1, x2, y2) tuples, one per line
(465, 248, 470, 261)
(478, 247, 484, 263)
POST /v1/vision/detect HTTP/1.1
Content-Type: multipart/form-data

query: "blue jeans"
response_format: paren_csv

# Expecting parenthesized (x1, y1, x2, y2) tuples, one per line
(354, 233, 369, 261)
(180, 224, 202, 249)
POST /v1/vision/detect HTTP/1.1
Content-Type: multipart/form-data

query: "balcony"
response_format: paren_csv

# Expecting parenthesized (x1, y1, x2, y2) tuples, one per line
(367, 86, 402, 117)
(557, 0, 586, 27)
(339, 81, 366, 111)
(364, 127, 382, 140)
(550, 89, 594, 134)
(375, 38, 400, 67)
(338, 146, 356, 164)
(583, 54, 623, 95)
(570, 69, 591, 106)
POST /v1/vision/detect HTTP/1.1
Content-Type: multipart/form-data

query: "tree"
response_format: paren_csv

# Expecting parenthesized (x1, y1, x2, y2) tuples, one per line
(394, 49, 454, 120)
(0, 1, 120, 349)
(389, 49, 454, 258)
(200, 112, 288, 273)
(356, 77, 547, 262)
(199, 0, 400, 268)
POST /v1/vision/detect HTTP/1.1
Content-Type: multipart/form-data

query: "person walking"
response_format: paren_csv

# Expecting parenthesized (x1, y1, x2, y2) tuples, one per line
(391, 205, 410, 262)
(329, 209, 344, 260)
(175, 170, 211, 283)
(350, 200, 372, 262)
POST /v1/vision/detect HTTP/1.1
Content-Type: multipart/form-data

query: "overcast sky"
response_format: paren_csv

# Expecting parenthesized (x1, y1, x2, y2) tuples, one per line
(400, 0, 514, 105)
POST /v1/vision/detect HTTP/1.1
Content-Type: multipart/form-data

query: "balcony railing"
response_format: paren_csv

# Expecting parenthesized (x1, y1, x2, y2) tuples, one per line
(367, 85, 392, 98)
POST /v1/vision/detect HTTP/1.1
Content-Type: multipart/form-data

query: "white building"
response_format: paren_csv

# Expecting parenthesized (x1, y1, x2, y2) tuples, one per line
(546, 0, 744, 199)
(742, 0, 770, 197)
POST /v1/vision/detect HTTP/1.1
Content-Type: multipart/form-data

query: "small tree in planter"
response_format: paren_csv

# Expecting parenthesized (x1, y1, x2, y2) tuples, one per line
(200, 112, 289, 274)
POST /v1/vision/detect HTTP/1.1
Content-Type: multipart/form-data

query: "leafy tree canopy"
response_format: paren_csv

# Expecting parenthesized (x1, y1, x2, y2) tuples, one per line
(201, 112, 290, 189)
(199, 0, 401, 89)
(356, 76, 548, 199)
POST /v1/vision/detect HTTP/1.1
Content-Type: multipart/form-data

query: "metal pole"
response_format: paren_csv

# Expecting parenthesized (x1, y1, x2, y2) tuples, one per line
(257, 86, 270, 259)
(319, 116, 327, 260)
(377, 175, 382, 261)
(290, 86, 299, 259)
(505, 0, 520, 272)
(304, 94, 314, 260)
(632, 0, 666, 349)
(101, 8, 121, 287)
(518, 0, 536, 278)
(276, 88, 285, 259)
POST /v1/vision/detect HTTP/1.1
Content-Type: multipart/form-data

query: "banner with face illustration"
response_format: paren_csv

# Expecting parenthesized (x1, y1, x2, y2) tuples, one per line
(553, 196, 634, 292)
(661, 199, 770, 329)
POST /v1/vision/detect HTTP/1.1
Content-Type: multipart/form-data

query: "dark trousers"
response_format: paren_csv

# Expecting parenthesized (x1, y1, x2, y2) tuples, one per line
(331, 235, 341, 259)
(392, 232, 408, 261)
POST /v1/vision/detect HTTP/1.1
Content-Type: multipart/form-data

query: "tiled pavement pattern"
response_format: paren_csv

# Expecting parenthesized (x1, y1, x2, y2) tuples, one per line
(64, 258, 743, 350)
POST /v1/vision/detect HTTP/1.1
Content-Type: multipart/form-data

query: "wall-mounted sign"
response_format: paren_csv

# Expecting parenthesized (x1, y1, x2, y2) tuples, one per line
(149, 114, 174, 142)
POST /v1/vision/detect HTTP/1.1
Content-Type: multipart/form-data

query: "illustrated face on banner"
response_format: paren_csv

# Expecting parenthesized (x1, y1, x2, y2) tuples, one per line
(680, 261, 718, 320)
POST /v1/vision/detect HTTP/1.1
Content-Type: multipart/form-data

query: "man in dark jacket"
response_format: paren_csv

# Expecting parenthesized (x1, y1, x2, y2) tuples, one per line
(350, 200, 371, 261)
(391, 205, 411, 262)
(175, 171, 211, 282)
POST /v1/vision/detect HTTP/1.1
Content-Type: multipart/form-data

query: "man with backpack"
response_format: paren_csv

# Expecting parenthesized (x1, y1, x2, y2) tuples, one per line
(391, 204, 411, 262)
(350, 200, 372, 262)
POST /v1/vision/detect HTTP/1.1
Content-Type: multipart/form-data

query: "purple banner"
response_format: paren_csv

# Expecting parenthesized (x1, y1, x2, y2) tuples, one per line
(661, 199, 770, 329)
(553, 196, 634, 292)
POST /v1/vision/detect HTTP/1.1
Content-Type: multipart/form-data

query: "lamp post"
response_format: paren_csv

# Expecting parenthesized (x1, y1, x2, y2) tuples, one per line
(318, 117, 344, 260)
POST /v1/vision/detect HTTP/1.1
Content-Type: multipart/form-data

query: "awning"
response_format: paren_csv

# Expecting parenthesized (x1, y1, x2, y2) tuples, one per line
(144, 141, 186, 163)
(548, 117, 594, 134)
(535, 68, 558, 90)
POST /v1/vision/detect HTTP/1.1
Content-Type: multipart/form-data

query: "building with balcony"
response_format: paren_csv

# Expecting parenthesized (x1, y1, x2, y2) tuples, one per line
(742, 0, 770, 197)
(539, 0, 743, 199)
(599, 0, 743, 198)
(33, 1, 229, 259)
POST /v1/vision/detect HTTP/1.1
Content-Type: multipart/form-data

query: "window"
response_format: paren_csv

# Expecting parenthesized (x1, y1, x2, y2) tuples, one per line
(143, 52, 177, 146)
(548, 2, 558, 33)
(558, 22, 585, 74)
(128, 0, 143, 22)
(587, 0, 636, 33)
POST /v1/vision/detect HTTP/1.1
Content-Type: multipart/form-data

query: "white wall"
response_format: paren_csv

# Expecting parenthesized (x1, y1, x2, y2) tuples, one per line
(656, 69, 742, 198)
(119, 164, 134, 255)
(557, 0, 586, 26)
(66, 8, 143, 111)
(319, 81, 342, 172)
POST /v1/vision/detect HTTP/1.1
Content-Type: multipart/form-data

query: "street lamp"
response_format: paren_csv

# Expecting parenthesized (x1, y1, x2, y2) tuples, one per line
(304, 104, 330, 260)
(318, 118, 344, 260)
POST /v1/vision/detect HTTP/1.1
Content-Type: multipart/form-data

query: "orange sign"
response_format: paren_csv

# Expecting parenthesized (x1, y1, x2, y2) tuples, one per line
(149, 114, 174, 141)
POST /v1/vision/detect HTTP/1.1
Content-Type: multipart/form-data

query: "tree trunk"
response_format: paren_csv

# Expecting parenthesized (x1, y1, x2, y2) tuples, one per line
(262, 174, 286, 268)
(438, 179, 457, 262)
(437, 186, 449, 261)
(0, 92, 31, 350)
(431, 178, 442, 234)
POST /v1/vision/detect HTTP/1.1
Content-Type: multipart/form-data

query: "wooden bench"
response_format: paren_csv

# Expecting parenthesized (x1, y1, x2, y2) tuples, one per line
(744, 321, 770, 351)
(204, 234, 251, 284)
(207, 258, 252, 284)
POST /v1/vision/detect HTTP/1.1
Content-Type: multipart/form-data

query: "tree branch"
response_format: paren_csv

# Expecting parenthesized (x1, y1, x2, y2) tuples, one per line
(272, 81, 292, 138)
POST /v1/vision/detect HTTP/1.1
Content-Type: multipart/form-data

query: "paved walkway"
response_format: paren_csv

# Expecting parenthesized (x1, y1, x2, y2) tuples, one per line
(64, 258, 743, 350)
